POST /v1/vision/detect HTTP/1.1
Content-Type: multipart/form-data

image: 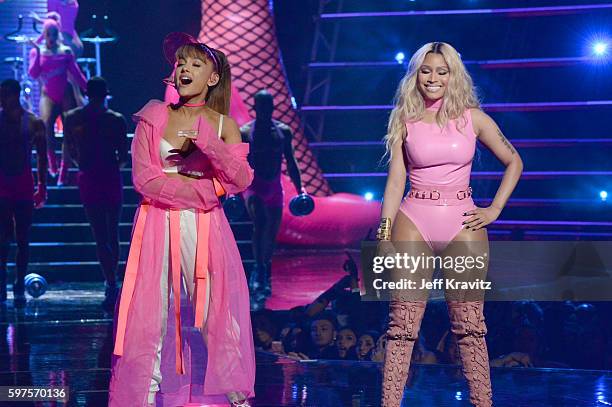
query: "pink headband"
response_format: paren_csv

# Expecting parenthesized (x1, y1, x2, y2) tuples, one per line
(162, 32, 221, 75)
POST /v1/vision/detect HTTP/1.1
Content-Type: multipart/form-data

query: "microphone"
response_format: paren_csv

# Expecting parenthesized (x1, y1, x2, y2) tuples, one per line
(24, 273, 47, 298)
(289, 187, 314, 216)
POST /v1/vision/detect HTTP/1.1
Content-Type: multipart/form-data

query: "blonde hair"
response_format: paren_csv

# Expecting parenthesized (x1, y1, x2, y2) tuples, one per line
(382, 42, 480, 165)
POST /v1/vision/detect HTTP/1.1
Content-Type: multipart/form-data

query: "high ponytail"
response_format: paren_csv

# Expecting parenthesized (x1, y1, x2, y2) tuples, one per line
(206, 49, 231, 115)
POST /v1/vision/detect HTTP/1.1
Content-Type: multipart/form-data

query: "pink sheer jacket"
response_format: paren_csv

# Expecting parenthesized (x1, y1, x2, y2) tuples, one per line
(108, 100, 255, 406)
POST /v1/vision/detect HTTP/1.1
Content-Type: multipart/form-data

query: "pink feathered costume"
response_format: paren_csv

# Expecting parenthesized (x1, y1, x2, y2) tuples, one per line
(108, 100, 256, 406)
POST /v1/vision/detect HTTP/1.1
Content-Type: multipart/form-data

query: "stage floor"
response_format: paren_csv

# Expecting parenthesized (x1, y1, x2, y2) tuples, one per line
(0, 283, 612, 407)
(1, 283, 610, 406)
(263, 249, 353, 310)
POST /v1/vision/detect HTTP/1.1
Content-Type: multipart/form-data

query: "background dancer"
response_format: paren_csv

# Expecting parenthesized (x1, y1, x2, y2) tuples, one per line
(63, 76, 128, 311)
(28, 18, 87, 185)
(240, 89, 304, 297)
(32, 0, 86, 107)
(0, 79, 47, 307)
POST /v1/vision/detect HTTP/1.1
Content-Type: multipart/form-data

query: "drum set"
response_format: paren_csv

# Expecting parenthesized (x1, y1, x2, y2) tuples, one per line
(3, 13, 117, 111)
(80, 14, 118, 77)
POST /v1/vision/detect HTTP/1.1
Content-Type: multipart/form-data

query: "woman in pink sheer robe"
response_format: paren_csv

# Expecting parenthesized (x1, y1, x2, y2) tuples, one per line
(108, 32, 255, 407)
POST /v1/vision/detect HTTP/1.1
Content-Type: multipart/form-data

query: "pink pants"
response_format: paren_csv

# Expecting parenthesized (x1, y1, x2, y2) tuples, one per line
(149, 209, 211, 404)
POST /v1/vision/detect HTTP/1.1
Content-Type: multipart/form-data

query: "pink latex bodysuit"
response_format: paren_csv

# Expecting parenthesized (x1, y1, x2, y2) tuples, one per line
(28, 48, 87, 105)
(398, 98, 478, 252)
(383, 98, 493, 407)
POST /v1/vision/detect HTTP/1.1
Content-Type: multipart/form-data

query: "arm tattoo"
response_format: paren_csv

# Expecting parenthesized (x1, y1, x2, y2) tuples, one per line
(496, 128, 516, 155)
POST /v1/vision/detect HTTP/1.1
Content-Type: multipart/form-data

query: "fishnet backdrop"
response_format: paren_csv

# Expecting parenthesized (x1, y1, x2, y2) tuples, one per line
(199, 0, 332, 196)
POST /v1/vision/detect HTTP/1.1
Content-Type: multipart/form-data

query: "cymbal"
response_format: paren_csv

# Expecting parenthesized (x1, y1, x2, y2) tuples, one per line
(3, 56, 24, 64)
(5, 34, 33, 43)
(76, 57, 97, 63)
(82, 36, 117, 44)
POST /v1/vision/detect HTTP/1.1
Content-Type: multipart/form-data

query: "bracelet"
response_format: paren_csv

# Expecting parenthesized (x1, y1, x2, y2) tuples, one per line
(376, 217, 391, 241)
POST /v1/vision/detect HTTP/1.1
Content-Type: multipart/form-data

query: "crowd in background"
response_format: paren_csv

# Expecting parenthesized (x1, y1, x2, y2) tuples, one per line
(251, 272, 612, 371)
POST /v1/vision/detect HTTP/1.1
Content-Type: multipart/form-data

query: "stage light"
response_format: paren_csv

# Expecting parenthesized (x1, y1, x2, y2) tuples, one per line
(600, 190, 608, 201)
(593, 41, 608, 56)
(455, 391, 463, 401)
(364, 192, 374, 201)
(395, 52, 406, 64)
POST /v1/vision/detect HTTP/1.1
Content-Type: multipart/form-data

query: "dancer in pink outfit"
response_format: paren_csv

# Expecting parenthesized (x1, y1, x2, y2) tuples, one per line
(108, 32, 255, 407)
(28, 18, 87, 184)
(377, 42, 523, 406)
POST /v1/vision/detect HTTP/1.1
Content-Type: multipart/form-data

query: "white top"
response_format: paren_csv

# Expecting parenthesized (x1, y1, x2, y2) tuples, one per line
(161, 114, 224, 175)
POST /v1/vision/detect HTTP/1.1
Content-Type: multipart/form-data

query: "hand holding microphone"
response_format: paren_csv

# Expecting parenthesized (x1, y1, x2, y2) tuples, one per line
(289, 186, 314, 216)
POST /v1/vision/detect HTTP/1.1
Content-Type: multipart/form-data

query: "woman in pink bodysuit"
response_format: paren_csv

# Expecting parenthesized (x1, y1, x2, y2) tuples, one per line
(377, 42, 523, 406)
(28, 18, 87, 184)
(108, 33, 255, 407)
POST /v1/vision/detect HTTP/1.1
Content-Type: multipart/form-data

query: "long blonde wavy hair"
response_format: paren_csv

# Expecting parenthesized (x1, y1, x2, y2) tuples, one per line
(382, 42, 480, 165)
